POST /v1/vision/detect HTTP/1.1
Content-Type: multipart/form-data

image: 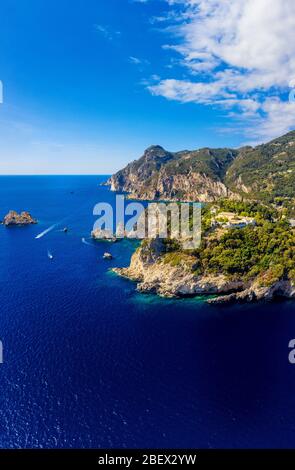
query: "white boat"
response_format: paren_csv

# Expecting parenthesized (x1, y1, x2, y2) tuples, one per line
(103, 252, 113, 260)
(47, 250, 54, 260)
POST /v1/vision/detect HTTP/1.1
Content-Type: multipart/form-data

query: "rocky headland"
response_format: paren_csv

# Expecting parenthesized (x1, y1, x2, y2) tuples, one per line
(109, 130, 295, 304)
(113, 237, 295, 304)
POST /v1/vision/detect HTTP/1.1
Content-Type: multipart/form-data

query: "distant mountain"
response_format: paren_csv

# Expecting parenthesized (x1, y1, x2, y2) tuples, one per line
(106, 131, 295, 203)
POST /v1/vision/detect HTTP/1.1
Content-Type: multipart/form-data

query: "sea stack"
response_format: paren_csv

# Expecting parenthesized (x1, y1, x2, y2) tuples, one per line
(91, 228, 117, 242)
(2, 210, 37, 226)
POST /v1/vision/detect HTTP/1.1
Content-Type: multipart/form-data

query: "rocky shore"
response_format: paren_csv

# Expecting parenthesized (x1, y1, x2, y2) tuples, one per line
(2, 210, 37, 226)
(113, 239, 295, 304)
(207, 279, 295, 304)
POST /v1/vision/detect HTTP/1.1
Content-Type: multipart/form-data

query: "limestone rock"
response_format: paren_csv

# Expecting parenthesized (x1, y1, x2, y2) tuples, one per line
(3, 210, 37, 226)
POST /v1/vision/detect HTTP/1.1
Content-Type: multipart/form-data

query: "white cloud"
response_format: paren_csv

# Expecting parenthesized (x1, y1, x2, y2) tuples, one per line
(129, 56, 142, 65)
(148, 0, 295, 142)
(245, 98, 295, 144)
(129, 56, 150, 66)
(94, 24, 121, 41)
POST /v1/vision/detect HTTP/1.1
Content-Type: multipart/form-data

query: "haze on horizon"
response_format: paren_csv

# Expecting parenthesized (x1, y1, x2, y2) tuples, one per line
(1, 0, 295, 175)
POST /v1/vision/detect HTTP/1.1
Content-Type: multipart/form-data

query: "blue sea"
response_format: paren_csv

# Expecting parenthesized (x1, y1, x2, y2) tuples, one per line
(0, 175, 295, 449)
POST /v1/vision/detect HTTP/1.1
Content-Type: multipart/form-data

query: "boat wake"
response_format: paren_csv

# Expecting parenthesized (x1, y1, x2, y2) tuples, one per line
(81, 237, 94, 247)
(35, 224, 58, 239)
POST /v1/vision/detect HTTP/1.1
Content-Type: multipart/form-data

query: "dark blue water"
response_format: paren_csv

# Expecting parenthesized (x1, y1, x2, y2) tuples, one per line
(0, 176, 295, 448)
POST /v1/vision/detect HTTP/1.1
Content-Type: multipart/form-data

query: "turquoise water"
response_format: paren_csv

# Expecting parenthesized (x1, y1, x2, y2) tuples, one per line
(0, 176, 295, 448)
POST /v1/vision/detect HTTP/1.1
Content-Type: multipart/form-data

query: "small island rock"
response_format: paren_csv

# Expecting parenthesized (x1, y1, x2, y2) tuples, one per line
(2, 210, 37, 226)
(91, 228, 117, 242)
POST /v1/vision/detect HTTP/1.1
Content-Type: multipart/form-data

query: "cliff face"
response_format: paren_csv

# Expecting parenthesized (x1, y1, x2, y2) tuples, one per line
(208, 279, 295, 304)
(107, 145, 239, 202)
(113, 239, 295, 304)
(113, 239, 247, 300)
(107, 130, 295, 203)
(108, 145, 176, 197)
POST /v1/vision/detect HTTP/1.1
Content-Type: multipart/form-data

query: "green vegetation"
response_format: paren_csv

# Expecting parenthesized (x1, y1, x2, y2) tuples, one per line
(196, 220, 294, 282)
(225, 131, 295, 208)
(111, 131, 295, 211)
(112, 130, 295, 290)
(199, 200, 276, 234)
(162, 202, 295, 287)
(217, 200, 276, 221)
(163, 148, 238, 181)
(163, 252, 186, 267)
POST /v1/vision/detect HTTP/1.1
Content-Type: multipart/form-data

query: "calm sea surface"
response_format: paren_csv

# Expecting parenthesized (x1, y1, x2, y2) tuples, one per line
(0, 175, 294, 448)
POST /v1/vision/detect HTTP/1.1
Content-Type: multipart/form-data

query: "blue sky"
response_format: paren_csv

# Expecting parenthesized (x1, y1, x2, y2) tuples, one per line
(0, 0, 295, 174)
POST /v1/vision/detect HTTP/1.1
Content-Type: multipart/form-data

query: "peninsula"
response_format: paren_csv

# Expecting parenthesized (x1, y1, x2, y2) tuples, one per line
(107, 131, 295, 303)
(108, 131, 295, 303)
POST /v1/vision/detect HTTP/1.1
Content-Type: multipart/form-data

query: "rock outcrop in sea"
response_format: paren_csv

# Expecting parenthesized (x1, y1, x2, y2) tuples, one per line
(91, 228, 117, 242)
(2, 210, 37, 226)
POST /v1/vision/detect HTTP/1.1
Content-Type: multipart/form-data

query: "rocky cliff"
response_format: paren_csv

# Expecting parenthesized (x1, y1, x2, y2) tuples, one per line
(208, 279, 295, 304)
(106, 130, 295, 204)
(107, 145, 239, 202)
(113, 238, 295, 303)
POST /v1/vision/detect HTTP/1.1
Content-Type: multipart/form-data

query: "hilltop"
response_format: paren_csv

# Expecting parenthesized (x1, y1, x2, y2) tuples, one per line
(107, 131, 295, 212)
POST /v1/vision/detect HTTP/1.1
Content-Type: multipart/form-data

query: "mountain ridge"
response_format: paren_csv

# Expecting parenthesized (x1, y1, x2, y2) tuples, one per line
(107, 130, 295, 205)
